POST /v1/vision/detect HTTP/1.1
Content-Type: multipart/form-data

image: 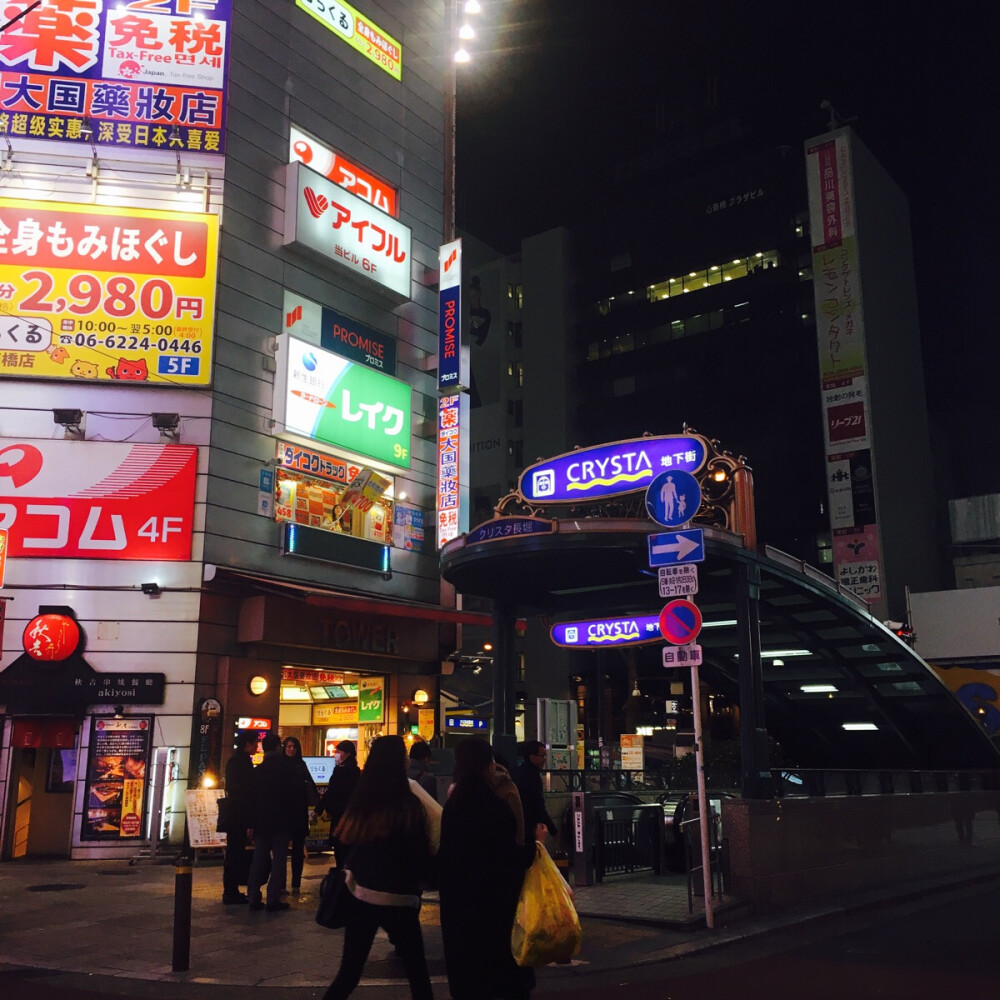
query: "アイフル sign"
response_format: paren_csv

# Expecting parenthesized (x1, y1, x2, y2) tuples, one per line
(284, 162, 411, 299)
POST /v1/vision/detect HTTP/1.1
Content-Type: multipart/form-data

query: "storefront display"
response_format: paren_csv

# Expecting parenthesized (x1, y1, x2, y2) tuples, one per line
(272, 457, 395, 545)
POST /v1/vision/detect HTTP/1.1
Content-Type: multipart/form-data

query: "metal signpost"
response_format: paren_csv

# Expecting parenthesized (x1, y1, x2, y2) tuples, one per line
(658, 594, 714, 929)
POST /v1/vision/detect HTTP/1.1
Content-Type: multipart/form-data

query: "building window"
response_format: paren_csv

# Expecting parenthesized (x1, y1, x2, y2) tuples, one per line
(512, 321, 523, 348)
(612, 375, 636, 396)
(513, 399, 523, 428)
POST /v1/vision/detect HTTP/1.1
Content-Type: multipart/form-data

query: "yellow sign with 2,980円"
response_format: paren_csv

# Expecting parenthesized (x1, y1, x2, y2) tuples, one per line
(296, 0, 402, 80)
(0, 198, 218, 386)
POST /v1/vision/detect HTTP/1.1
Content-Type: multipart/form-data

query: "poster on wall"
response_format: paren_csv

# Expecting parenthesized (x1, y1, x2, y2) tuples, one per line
(82, 716, 153, 841)
(0, 1, 231, 154)
(358, 676, 384, 723)
(0, 199, 219, 386)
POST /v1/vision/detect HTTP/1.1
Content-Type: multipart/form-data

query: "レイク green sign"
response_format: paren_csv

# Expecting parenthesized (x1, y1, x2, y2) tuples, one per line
(295, 0, 402, 80)
(358, 676, 384, 723)
(274, 335, 411, 469)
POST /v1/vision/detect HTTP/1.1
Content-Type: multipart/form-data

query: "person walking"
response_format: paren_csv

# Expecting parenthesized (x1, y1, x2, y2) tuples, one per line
(514, 740, 557, 845)
(439, 737, 535, 1000)
(407, 742, 438, 801)
(321, 734, 434, 1000)
(283, 735, 320, 893)
(220, 731, 257, 904)
(319, 739, 361, 865)
(247, 732, 299, 912)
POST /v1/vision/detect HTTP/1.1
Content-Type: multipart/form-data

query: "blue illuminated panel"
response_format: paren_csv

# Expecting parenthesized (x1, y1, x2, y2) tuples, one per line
(518, 434, 708, 504)
(551, 614, 663, 648)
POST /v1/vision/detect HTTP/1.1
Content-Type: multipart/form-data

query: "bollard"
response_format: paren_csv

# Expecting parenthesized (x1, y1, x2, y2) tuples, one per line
(172, 857, 192, 972)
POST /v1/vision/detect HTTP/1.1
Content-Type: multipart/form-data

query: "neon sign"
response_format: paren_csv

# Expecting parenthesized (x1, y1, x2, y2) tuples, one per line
(518, 434, 708, 504)
(550, 614, 663, 649)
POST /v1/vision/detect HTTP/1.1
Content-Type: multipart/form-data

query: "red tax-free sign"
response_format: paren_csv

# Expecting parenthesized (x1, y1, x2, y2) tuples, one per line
(0, 441, 197, 561)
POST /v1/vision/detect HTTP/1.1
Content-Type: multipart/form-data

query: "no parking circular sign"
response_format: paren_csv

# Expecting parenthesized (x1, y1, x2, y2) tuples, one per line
(658, 599, 702, 645)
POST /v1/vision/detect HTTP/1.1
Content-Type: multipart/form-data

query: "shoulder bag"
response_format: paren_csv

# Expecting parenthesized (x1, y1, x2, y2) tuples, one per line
(315, 866, 355, 928)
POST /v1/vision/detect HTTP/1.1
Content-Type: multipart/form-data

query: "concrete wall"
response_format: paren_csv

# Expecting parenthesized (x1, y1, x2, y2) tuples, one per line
(723, 791, 1000, 910)
(205, 1, 446, 599)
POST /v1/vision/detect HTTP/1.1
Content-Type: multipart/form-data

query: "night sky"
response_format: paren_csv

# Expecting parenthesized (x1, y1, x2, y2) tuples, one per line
(455, 1, 1000, 502)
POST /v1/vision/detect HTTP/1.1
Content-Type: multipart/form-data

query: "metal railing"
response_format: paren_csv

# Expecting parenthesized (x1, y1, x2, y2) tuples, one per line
(592, 803, 664, 880)
(770, 768, 1000, 797)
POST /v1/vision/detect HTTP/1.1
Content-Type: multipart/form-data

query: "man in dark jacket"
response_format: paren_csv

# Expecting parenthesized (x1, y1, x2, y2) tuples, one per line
(514, 740, 557, 844)
(247, 733, 300, 911)
(318, 739, 360, 865)
(221, 731, 257, 904)
(408, 741, 438, 801)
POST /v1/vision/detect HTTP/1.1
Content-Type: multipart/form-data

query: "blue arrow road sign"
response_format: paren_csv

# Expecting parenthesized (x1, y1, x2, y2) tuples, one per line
(648, 528, 705, 566)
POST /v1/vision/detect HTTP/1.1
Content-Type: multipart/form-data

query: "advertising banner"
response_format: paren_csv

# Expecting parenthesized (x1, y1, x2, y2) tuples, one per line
(436, 393, 464, 547)
(392, 503, 425, 552)
(82, 716, 153, 841)
(358, 676, 384, 723)
(438, 239, 465, 391)
(0, 198, 219, 386)
(0, 440, 197, 560)
(341, 468, 390, 514)
(283, 290, 397, 374)
(289, 126, 397, 217)
(0, 2, 231, 154)
(275, 441, 361, 487)
(806, 129, 883, 605)
(284, 162, 411, 299)
(295, 0, 401, 80)
(273, 334, 411, 469)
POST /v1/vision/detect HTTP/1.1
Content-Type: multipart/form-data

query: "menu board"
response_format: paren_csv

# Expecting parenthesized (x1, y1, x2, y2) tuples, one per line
(185, 789, 227, 849)
(81, 716, 153, 840)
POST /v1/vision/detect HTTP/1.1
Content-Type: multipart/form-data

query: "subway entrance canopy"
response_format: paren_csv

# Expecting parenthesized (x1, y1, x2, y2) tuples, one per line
(440, 433, 1000, 777)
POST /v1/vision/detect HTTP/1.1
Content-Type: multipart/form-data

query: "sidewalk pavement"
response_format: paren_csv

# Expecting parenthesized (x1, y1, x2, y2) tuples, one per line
(1, 853, 997, 996)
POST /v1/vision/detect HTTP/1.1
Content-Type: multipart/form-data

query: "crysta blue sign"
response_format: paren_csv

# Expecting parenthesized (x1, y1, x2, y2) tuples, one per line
(551, 614, 663, 649)
(518, 434, 708, 504)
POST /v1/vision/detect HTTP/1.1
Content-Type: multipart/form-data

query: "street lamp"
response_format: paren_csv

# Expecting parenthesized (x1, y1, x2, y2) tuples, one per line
(443, 0, 483, 239)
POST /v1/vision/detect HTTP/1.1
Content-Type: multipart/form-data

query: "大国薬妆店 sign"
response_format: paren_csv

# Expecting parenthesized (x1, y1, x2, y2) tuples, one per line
(0, 3, 231, 153)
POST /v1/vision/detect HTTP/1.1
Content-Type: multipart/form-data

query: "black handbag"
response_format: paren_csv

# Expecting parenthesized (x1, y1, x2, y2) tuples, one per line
(215, 796, 235, 833)
(315, 867, 355, 929)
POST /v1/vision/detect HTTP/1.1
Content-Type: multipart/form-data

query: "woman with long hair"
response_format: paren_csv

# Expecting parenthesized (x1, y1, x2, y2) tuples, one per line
(281, 736, 320, 893)
(322, 734, 433, 1000)
(439, 737, 535, 1000)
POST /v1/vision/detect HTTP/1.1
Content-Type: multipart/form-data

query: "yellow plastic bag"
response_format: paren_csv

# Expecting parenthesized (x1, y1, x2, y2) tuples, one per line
(511, 842, 582, 967)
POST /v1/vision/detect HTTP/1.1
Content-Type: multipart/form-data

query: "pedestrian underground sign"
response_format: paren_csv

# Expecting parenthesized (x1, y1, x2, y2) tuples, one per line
(648, 528, 705, 566)
(645, 470, 702, 528)
(663, 644, 703, 668)
(658, 599, 702, 645)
